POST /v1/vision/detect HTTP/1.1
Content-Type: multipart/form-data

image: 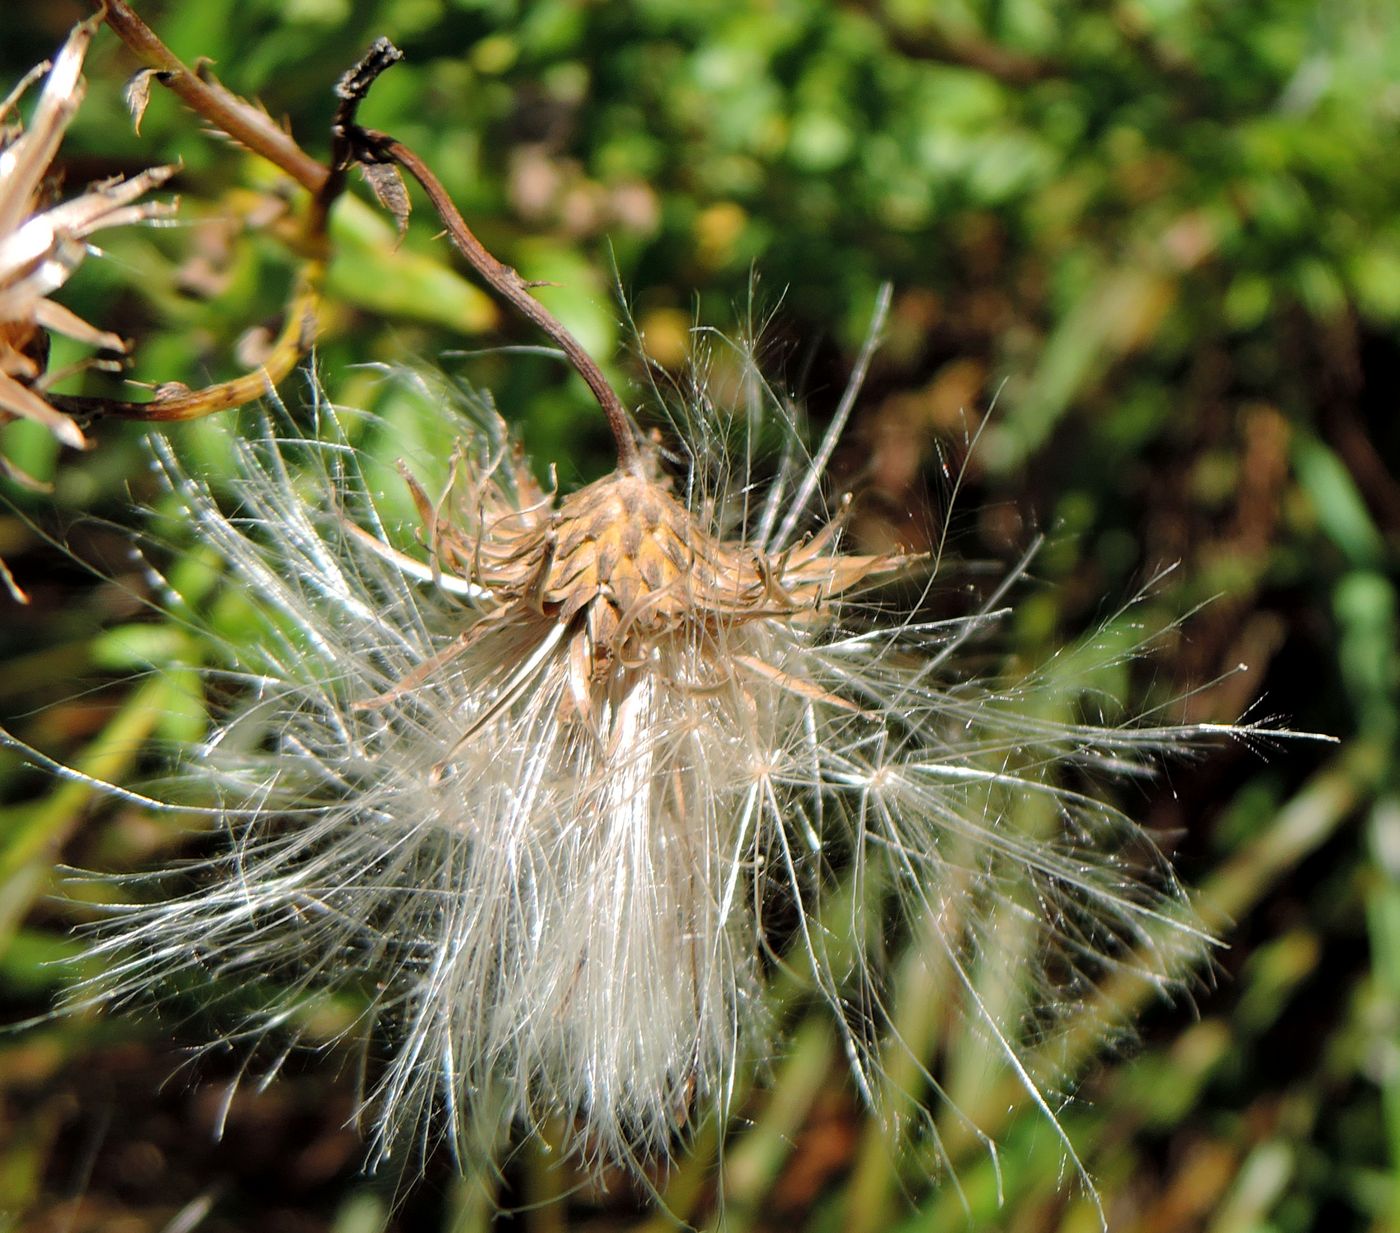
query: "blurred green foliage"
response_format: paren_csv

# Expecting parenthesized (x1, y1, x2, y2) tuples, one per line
(2, 0, 1398, 1230)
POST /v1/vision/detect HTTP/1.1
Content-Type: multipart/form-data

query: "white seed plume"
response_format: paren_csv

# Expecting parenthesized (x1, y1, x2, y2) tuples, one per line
(0, 18, 174, 459)
(54, 343, 1276, 1198)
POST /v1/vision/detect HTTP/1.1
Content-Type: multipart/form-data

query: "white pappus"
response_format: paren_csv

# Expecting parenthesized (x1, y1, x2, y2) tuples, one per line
(29, 303, 1309, 1210)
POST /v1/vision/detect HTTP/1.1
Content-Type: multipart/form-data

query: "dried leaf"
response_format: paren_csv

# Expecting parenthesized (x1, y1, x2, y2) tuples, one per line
(362, 162, 411, 242)
(123, 68, 160, 135)
(152, 381, 193, 402)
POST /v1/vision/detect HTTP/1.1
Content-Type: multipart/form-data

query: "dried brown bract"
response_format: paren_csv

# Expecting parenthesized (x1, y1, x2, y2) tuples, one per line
(392, 447, 907, 731)
(0, 18, 173, 470)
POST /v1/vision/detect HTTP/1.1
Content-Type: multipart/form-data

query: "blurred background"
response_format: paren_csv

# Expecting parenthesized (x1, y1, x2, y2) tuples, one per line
(1, 1, 1397, 1229)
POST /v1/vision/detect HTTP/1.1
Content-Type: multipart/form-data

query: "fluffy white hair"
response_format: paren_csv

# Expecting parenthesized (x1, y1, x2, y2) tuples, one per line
(23, 312, 1296, 1210)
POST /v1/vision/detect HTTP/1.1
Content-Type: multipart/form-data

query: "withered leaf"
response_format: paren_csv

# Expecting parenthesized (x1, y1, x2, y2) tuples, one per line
(362, 162, 411, 242)
(152, 380, 193, 402)
(123, 69, 160, 135)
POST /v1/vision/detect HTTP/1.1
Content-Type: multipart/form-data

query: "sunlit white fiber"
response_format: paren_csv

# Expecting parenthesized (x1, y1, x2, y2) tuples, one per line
(49, 334, 1303, 1201)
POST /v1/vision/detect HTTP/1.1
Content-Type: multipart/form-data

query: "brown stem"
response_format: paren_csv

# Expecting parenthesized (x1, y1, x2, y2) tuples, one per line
(371, 132, 640, 473)
(99, 0, 328, 195)
(97, 11, 637, 465)
(311, 37, 403, 241)
(319, 38, 636, 470)
(886, 27, 1061, 85)
(53, 268, 321, 424)
(77, 1, 345, 424)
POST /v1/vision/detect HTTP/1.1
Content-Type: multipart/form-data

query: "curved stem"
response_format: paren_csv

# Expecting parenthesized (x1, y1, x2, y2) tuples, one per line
(53, 267, 321, 424)
(98, 11, 638, 467)
(376, 134, 640, 473)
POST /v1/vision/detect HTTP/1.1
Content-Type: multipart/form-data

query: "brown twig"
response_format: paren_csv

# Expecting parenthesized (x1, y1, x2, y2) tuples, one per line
(100, 0, 328, 195)
(53, 269, 320, 424)
(97, 11, 637, 465)
(311, 37, 404, 240)
(392, 134, 641, 473)
(328, 41, 640, 473)
(78, 0, 337, 424)
(869, 13, 1062, 86)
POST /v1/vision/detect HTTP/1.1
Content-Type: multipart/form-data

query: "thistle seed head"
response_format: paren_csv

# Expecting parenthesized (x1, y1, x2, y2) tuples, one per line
(427, 455, 907, 690)
(43, 351, 1302, 1207)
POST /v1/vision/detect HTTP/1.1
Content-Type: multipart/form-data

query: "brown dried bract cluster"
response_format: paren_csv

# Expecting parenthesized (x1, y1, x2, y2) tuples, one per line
(404, 439, 908, 696)
(0, 18, 174, 463)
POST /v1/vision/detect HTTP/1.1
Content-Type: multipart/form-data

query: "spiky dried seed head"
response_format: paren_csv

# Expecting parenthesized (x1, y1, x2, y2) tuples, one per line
(0, 18, 175, 462)
(43, 356, 1308, 1210)
(426, 457, 909, 684)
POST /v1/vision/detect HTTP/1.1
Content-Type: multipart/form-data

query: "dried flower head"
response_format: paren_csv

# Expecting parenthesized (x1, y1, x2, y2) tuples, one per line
(0, 18, 173, 461)
(42, 320, 1304, 1211)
